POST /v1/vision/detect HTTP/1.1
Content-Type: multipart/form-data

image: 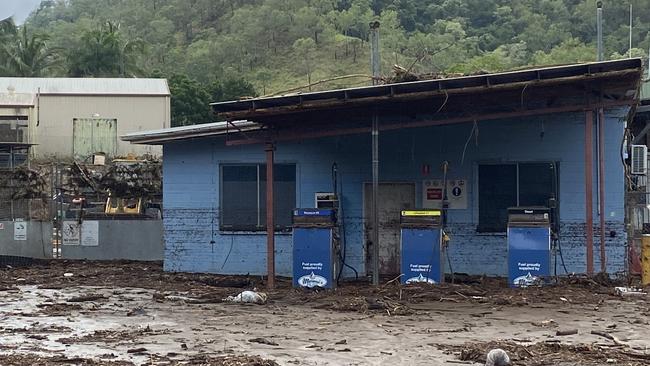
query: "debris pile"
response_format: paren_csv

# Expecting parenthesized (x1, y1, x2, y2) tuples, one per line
(5, 167, 48, 200)
(385, 64, 489, 84)
(98, 160, 162, 197)
(68, 159, 162, 198)
(442, 340, 650, 366)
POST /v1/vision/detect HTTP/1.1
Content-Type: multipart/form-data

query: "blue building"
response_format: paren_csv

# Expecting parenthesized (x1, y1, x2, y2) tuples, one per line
(123, 59, 642, 282)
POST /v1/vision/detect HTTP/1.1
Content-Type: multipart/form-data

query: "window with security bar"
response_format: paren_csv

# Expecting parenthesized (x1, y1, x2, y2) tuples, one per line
(220, 164, 296, 231)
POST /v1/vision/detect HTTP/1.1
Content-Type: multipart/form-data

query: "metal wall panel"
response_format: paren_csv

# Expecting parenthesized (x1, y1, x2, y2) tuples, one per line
(33, 95, 166, 158)
(73, 118, 117, 159)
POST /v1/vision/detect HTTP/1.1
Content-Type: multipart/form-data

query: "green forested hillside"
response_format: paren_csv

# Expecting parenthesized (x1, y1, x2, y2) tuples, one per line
(1, 0, 649, 124)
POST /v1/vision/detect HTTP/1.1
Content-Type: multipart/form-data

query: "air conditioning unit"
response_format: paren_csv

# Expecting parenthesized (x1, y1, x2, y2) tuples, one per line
(631, 144, 648, 175)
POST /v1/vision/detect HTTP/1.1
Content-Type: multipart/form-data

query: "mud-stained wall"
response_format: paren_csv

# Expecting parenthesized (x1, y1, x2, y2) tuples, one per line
(0, 220, 52, 259)
(61, 220, 163, 261)
(161, 107, 629, 277)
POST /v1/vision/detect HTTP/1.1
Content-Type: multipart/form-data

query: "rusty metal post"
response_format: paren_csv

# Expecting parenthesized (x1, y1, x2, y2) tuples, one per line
(265, 143, 275, 289)
(598, 108, 606, 273)
(585, 110, 594, 275)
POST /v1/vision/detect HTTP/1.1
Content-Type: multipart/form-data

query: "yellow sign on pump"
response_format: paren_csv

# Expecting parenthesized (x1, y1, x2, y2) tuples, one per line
(401, 210, 441, 217)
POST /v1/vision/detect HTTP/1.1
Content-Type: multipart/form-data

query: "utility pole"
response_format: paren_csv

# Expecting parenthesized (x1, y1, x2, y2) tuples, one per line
(597, 1, 603, 61)
(369, 20, 381, 286)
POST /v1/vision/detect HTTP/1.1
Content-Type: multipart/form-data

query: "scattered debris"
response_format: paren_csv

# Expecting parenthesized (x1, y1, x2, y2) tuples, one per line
(556, 329, 578, 336)
(248, 337, 278, 346)
(224, 290, 268, 304)
(591, 330, 627, 346)
(615, 287, 647, 297)
(126, 347, 147, 354)
(67, 294, 106, 302)
(442, 340, 650, 366)
(126, 307, 146, 317)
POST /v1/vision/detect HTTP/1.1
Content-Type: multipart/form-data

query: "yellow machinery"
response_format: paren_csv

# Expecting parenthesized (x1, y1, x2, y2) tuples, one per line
(105, 196, 142, 215)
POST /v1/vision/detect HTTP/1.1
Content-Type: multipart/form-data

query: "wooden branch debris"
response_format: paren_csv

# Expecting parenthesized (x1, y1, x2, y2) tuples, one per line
(591, 330, 627, 347)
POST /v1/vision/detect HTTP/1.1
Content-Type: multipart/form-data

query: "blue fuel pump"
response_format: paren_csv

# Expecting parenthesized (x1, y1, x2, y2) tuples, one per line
(292, 208, 336, 289)
(400, 210, 443, 284)
(507, 207, 551, 287)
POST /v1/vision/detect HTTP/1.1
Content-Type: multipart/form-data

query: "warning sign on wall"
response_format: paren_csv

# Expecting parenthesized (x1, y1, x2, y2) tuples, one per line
(62, 221, 80, 245)
(13, 219, 26, 241)
(422, 179, 468, 209)
(81, 221, 99, 246)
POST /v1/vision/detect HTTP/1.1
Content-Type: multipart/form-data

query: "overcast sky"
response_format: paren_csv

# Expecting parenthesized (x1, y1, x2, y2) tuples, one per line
(0, 0, 42, 24)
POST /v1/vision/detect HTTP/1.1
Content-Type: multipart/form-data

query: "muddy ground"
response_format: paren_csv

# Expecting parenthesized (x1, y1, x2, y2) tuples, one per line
(0, 261, 649, 365)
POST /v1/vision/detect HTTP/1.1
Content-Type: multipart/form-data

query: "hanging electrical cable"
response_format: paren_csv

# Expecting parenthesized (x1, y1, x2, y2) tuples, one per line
(460, 120, 478, 165)
(332, 162, 358, 284)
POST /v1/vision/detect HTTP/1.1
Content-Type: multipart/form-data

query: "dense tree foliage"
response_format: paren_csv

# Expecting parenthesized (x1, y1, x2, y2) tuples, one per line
(1, 0, 649, 124)
(0, 18, 57, 77)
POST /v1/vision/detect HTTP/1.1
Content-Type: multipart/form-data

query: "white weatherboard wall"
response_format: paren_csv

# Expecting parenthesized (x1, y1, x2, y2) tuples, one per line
(161, 108, 628, 277)
(34, 95, 168, 158)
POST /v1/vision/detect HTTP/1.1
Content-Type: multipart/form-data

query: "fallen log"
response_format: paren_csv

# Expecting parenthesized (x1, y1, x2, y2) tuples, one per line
(556, 329, 578, 336)
(591, 330, 626, 346)
(67, 294, 105, 302)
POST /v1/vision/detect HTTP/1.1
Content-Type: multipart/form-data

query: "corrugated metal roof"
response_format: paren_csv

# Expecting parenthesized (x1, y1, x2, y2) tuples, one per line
(0, 78, 170, 96)
(212, 58, 642, 118)
(121, 120, 259, 145)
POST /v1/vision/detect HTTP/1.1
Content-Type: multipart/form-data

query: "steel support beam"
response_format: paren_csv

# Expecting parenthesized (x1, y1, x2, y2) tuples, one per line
(585, 110, 595, 275)
(265, 142, 276, 289)
(598, 108, 606, 273)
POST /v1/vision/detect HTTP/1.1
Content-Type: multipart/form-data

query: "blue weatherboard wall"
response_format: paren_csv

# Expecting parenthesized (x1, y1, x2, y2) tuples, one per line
(162, 107, 629, 277)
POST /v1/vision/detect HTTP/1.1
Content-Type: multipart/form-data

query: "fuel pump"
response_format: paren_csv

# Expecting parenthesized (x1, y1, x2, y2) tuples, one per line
(399, 210, 444, 284)
(507, 207, 552, 287)
(292, 208, 337, 289)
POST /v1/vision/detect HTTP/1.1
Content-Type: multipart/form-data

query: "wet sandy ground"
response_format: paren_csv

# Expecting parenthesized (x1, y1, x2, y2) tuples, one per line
(0, 262, 649, 365)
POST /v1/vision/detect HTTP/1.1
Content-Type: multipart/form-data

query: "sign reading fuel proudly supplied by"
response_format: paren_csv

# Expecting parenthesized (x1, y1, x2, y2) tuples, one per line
(507, 227, 551, 287)
(292, 227, 334, 288)
(400, 228, 443, 284)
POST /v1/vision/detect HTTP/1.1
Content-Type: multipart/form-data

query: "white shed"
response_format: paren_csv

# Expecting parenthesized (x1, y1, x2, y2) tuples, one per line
(0, 78, 170, 160)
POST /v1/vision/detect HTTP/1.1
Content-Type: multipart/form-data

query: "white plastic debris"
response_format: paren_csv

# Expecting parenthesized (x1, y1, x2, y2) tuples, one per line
(614, 287, 647, 297)
(63, 273, 74, 277)
(223, 290, 267, 304)
(485, 348, 510, 366)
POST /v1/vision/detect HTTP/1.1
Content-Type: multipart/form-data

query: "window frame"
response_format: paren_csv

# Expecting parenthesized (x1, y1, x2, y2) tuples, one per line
(477, 161, 558, 233)
(219, 163, 296, 233)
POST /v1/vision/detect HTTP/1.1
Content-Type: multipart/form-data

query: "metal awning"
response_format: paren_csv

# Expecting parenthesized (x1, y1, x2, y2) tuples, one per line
(126, 59, 642, 146)
(121, 120, 259, 145)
